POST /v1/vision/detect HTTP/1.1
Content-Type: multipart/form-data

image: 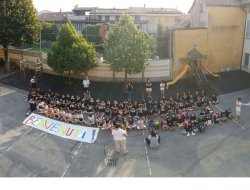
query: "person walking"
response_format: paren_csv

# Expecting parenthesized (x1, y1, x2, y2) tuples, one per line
(126, 82, 133, 101)
(111, 122, 128, 154)
(160, 80, 165, 98)
(235, 97, 242, 122)
(146, 78, 152, 99)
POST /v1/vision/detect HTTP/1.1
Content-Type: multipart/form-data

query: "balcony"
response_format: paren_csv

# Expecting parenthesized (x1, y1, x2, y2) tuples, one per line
(67, 15, 98, 21)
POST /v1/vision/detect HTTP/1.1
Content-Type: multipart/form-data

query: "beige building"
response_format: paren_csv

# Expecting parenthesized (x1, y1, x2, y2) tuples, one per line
(172, 0, 246, 79)
(240, 0, 250, 73)
(39, 6, 186, 35)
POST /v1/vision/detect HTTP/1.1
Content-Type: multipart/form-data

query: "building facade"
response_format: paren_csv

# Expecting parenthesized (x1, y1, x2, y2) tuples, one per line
(39, 6, 185, 35)
(240, 0, 250, 73)
(172, 0, 246, 79)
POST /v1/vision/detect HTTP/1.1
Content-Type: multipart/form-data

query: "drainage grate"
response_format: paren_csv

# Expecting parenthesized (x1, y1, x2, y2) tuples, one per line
(107, 158, 117, 167)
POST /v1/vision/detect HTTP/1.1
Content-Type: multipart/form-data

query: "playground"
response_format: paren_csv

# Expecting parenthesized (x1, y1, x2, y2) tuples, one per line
(1, 67, 250, 177)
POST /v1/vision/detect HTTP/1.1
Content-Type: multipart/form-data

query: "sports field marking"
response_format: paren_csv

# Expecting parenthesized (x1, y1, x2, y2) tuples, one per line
(143, 130, 152, 176)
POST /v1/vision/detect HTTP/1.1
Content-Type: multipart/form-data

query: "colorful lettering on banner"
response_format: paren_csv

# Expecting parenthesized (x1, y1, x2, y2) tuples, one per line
(23, 113, 99, 143)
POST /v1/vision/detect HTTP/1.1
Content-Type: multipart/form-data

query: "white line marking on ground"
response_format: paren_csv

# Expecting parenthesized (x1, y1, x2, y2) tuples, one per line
(14, 92, 27, 97)
(143, 130, 152, 176)
(0, 90, 15, 96)
(61, 142, 83, 177)
(0, 128, 33, 159)
(61, 163, 71, 177)
(215, 105, 223, 112)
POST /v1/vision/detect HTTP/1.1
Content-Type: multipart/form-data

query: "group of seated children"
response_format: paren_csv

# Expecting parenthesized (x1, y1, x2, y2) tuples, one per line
(26, 88, 232, 134)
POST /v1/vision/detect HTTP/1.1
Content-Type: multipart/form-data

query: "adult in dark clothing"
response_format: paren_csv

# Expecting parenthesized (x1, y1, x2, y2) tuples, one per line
(126, 82, 133, 101)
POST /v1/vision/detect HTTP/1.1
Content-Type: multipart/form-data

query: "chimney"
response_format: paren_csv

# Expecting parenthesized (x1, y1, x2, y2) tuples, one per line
(60, 9, 62, 12)
(144, 4, 146, 9)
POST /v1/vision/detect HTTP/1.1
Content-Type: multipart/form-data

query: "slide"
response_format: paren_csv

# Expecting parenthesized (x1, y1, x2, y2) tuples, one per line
(201, 64, 220, 79)
(166, 64, 190, 89)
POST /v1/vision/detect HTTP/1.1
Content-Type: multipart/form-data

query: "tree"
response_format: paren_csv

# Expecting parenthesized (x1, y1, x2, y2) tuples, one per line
(48, 22, 96, 83)
(0, 0, 40, 73)
(82, 24, 102, 46)
(82, 24, 103, 53)
(41, 22, 58, 42)
(104, 15, 151, 82)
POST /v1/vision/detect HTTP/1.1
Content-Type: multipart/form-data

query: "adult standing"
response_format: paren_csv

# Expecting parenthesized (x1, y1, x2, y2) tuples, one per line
(111, 122, 128, 154)
(146, 78, 152, 99)
(126, 82, 133, 101)
(29, 75, 37, 92)
(160, 80, 165, 98)
(82, 75, 90, 93)
(235, 97, 242, 122)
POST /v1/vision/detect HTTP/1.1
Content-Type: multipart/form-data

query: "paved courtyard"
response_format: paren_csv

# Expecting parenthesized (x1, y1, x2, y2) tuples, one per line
(1, 69, 250, 177)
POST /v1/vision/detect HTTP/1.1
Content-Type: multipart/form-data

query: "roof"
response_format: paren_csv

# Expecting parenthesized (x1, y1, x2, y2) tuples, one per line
(128, 7, 182, 14)
(238, 0, 250, 5)
(73, 7, 98, 11)
(187, 48, 207, 61)
(188, 0, 241, 13)
(39, 12, 71, 22)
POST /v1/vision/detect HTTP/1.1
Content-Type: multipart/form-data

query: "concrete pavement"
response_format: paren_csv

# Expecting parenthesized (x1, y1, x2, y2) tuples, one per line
(1, 80, 250, 176)
(0, 68, 250, 177)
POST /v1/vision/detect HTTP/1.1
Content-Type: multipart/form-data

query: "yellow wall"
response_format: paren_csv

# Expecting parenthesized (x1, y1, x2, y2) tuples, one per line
(206, 6, 245, 71)
(173, 6, 246, 79)
(173, 28, 208, 78)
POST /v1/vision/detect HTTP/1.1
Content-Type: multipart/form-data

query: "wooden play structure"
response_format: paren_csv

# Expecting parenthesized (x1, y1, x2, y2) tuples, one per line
(167, 48, 220, 91)
(19, 57, 43, 80)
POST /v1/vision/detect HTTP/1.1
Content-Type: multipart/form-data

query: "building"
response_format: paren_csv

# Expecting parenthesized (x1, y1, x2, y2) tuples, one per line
(38, 6, 185, 35)
(39, 10, 71, 28)
(172, 0, 246, 79)
(240, 0, 250, 73)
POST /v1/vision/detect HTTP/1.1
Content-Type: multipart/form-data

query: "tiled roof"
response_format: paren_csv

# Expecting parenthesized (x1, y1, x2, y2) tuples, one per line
(39, 12, 71, 22)
(128, 7, 182, 14)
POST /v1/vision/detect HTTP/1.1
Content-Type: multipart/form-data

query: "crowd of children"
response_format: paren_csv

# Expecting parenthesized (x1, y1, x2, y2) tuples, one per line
(26, 83, 234, 136)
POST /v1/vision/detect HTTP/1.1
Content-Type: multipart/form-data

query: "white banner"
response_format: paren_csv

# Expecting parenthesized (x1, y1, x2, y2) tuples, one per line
(23, 113, 99, 143)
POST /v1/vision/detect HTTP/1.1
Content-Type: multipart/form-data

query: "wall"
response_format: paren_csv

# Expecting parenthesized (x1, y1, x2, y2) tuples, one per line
(173, 28, 208, 78)
(206, 6, 245, 71)
(173, 6, 245, 79)
(0, 48, 170, 82)
(241, 7, 250, 73)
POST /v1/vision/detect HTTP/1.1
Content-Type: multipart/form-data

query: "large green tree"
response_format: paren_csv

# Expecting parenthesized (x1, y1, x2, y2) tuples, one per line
(41, 22, 58, 42)
(82, 24, 102, 46)
(0, 0, 40, 73)
(48, 22, 96, 82)
(82, 24, 103, 53)
(104, 15, 151, 82)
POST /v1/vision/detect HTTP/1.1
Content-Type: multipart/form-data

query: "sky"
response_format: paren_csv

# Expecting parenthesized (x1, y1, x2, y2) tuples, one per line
(32, 0, 194, 14)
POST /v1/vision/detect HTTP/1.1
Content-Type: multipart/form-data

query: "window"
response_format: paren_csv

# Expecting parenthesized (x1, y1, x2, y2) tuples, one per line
(246, 20, 250, 38)
(105, 16, 109, 21)
(244, 53, 249, 66)
(134, 16, 141, 21)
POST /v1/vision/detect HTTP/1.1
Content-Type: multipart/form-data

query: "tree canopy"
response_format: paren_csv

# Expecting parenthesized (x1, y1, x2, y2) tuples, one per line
(104, 15, 151, 81)
(41, 22, 59, 42)
(82, 24, 103, 53)
(0, 0, 40, 72)
(48, 22, 96, 82)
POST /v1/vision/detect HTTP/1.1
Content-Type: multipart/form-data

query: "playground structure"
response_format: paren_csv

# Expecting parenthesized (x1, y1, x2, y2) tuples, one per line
(166, 48, 220, 92)
(19, 57, 43, 80)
